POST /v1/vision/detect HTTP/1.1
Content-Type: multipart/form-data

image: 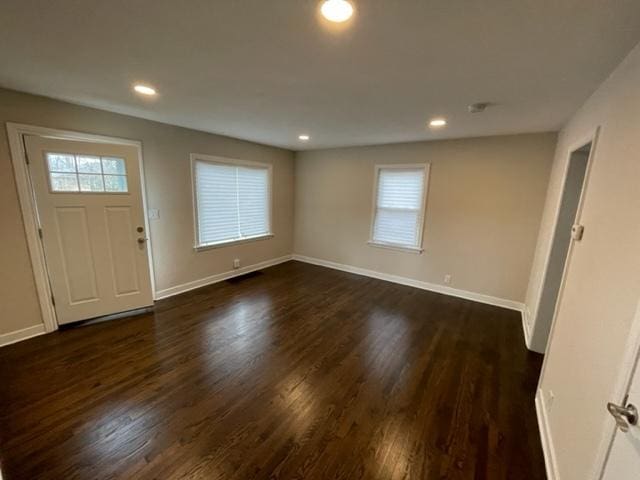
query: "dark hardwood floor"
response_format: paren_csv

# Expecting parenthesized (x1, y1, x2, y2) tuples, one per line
(0, 261, 545, 479)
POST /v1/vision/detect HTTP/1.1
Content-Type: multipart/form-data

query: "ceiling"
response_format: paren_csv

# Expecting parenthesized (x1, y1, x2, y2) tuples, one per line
(1, 0, 640, 150)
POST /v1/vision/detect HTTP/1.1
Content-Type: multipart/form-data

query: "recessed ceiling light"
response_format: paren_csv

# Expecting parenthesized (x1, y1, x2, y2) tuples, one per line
(299, 134, 310, 141)
(133, 84, 157, 96)
(429, 118, 447, 128)
(320, 0, 354, 23)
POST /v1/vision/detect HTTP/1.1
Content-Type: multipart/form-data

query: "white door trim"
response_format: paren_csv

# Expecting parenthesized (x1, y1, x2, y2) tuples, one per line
(531, 126, 600, 477)
(6, 122, 156, 333)
(530, 126, 600, 353)
(537, 126, 600, 367)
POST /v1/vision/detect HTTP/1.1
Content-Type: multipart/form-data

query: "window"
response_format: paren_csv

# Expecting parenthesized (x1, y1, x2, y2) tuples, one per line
(192, 155, 272, 249)
(46, 152, 128, 193)
(369, 164, 429, 252)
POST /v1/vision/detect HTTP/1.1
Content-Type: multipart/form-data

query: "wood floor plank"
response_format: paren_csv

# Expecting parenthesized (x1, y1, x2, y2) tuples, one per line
(0, 261, 545, 479)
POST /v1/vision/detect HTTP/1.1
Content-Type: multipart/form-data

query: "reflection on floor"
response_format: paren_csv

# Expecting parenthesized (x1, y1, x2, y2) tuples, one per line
(0, 260, 545, 479)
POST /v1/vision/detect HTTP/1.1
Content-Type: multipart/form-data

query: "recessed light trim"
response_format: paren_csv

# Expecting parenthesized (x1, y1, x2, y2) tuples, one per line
(299, 134, 311, 141)
(133, 84, 157, 96)
(429, 118, 447, 128)
(320, 0, 354, 23)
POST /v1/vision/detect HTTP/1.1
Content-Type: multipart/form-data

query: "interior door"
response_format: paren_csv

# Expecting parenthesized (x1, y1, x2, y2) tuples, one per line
(25, 135, 153, 325)
(602, 350, 640, 479)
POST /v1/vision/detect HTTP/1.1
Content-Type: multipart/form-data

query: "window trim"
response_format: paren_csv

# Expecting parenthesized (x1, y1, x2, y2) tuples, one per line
(44, 150, 130, 195)
(190, 153, 273, 250)
(368, 163, 430, 254)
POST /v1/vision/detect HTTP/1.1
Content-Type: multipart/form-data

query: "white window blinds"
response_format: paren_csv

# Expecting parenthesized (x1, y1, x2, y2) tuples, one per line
(371, 166, 427, 249)
(193, 159, 270, 247)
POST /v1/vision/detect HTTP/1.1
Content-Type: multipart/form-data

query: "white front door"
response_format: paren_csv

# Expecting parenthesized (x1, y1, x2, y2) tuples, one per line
(602, 333, 640, 478)
(25, 135, 153, 325)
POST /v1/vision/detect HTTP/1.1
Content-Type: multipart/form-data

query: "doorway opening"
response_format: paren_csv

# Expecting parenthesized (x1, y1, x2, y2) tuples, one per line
(530, 142, 592, 351)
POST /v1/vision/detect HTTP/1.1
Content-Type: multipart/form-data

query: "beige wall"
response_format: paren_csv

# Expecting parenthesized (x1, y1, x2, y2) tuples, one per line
(525, 42, 640, 479)
(0, 88, 294, 337)
(294, 133, 556, 303)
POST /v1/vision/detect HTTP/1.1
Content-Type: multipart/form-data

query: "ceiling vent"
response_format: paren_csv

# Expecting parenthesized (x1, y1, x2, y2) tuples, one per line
(468, 102, 491, 113)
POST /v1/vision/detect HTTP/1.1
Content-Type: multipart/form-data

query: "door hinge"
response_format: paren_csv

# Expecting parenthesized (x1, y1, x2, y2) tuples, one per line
(21, 135, 30, 164)
(38, 228, 43, 239)
(51, 294, 56, 306)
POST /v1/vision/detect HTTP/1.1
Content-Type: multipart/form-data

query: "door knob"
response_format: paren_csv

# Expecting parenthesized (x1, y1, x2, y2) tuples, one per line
(607, 401, 638, 432)
(137, 237, 148, 245)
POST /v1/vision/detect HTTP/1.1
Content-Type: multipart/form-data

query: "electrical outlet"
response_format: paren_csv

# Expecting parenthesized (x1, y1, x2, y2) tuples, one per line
(444, 274, 452, 285)
(233, 258, 240, 269)
(148, 208, 160, 220)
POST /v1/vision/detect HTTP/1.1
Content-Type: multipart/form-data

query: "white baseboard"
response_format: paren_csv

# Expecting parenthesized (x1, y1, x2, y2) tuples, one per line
(155, 255, 293, 300)
(536, 389, 559, 480)
(522, 307, 547, 354)
(0, 324, 46, 348)
(291, 254, 524, 312)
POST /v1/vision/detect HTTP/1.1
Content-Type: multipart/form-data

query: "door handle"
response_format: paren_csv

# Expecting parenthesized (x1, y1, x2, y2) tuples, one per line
(137, 237, 148, 245)
(607, 401, 638, 432)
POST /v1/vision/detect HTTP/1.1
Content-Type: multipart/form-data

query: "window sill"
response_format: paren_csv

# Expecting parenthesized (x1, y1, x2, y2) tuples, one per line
(367, 241, 424, 254)
(195, 233, 274, 251)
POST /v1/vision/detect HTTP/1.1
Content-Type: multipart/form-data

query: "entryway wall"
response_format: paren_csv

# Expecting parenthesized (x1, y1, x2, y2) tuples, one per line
(0, 88, 295, 341)
(524, 41, 640, 479)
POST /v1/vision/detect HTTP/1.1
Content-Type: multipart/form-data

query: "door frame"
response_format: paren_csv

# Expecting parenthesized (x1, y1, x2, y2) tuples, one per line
(533, 127, 599, 480)
(537, 126, 599, 370)
(529, 127, 600, 353)
(6, 122, 156, 332)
